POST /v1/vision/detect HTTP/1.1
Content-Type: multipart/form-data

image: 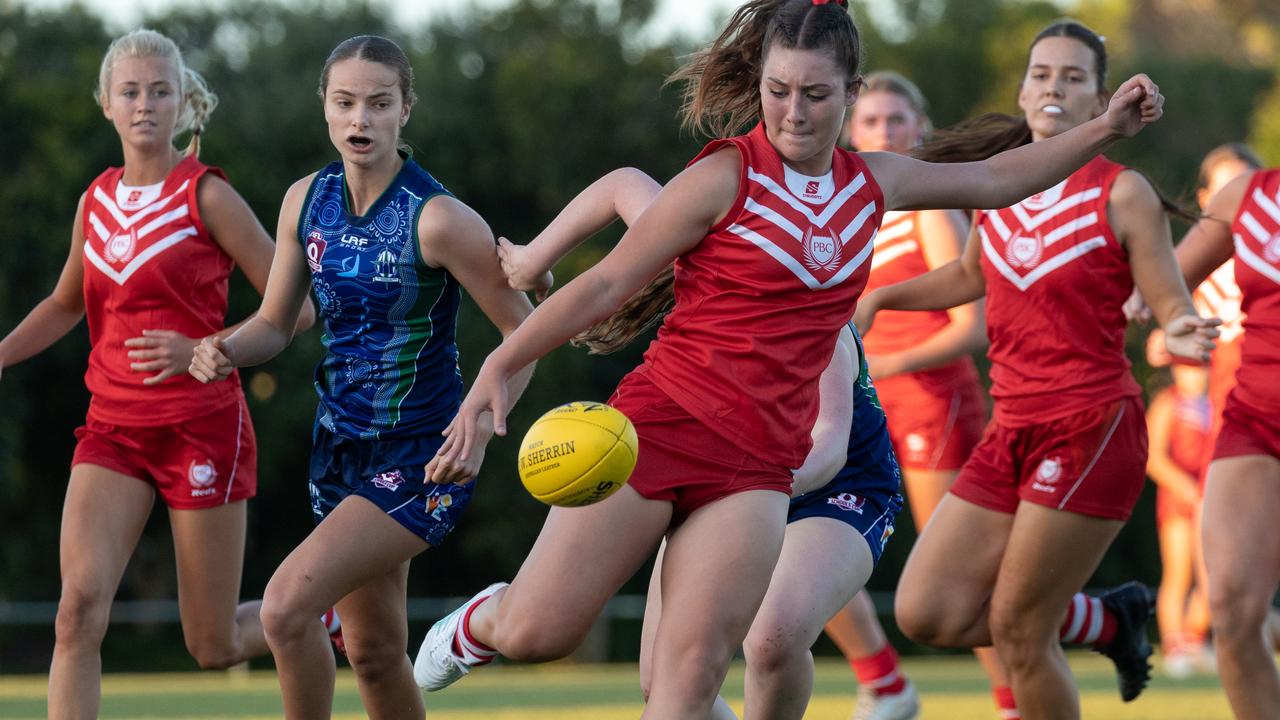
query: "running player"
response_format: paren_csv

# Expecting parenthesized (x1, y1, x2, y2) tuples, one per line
(0, 29, 316, 718)
(188, 36, 535, 720)
(494, 168, 903, 720)
(414, 2, 1168, 716)
(1143, 331, 1212, 676)
(1173, 160, 1280, 720)
(854, 20, 1217, 718)
(830, 69, 997, 720)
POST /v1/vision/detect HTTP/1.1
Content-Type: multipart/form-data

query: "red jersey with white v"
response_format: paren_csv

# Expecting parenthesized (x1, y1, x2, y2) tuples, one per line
(1193, 260, 1244, 416)
(1229, 168, 1280, 414)
(81, 155, 241, 425)
(641, 122, 883, 468)
(976, 156, 1139, 426)
(863, 211, 953, 354)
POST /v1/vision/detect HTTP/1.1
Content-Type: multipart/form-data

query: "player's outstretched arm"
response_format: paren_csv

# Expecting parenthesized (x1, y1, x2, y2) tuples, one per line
(0, 193, 90, 382)
(189, 176, 316, 382)
(868, 74, 1164, 212)
(499, 168, 662, 300)
(434, 148, 740, 468)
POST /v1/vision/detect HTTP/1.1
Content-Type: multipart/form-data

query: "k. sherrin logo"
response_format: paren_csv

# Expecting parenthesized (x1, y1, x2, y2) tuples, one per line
(802, 225, 841, 272)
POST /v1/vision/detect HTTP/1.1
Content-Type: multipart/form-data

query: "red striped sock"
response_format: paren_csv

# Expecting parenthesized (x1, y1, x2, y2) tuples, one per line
(451, 596, 498, 664)
(850, 644, 907, 696)
(1059, 592, 1117, 648)
(993, 686, 1021, 719)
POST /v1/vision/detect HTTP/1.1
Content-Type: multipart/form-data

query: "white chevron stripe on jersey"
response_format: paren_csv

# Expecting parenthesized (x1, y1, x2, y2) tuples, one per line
(1240, 211, 1270, 244)
(880, 210, 911, 225)
(1236, 232, 1280, 285)
(981, 227, 1107, 291)
(870, 239, 918, 270)
(91, 179, 191, 230)
(839, 202, 878, 244)
(91, 205, 192, 246)
(1009, 187, 1103, 232)
(729, 222, 874, 290)
(743, 198, 804, 241)
(83, 227, 198, 286)
(1251, 187, 1280, 228)
(987, 209, 1014, 242)
(874, 217, 914, 245)
(1042, 212, 1099, 248)
(746, 168, 867, 228)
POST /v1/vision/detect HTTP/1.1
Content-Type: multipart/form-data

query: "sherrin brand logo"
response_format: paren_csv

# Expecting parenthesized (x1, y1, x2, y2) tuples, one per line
(826, 492, 866, 514)
(1031, 456, 1062, 494)
(802, 225, 841, 272)
(804, 180, 821, 196)
(188, 460, 218, 497)
(306, 231, 327, 272)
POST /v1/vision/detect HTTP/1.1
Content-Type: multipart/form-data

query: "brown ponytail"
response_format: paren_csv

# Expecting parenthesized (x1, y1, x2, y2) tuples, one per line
(667, 0, 861, 139)
(571, 265, 675, 354)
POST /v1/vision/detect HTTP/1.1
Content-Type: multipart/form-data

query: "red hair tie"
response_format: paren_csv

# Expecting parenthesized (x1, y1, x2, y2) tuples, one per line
(812, 0, 848, 6)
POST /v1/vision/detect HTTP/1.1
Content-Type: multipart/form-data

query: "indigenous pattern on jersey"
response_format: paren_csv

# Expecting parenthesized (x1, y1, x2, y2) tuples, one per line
(1194, 261, 1245, 417)
(975, 156, 1140, 426)
(81, 155, 242, 425)
(639, 122, 884, 468)
(299, 157, 460, 440)
(1228, 168, 1280, 415)
(790, 326, 903, 564)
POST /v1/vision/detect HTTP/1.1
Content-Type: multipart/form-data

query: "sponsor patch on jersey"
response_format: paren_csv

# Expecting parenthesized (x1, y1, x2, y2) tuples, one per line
(371, 470, 404, 491)
(373, 249, 400, 283)
(306, 231, 327, 272)
(826, 492, 866, 513)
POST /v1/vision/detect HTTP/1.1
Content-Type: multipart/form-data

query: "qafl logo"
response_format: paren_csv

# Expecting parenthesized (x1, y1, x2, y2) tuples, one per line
(371, 470, 404, 491)
(1264, 232, 1280, 265)
(306, 231, 327, 272)
(1006, 233, 1044, 269)
(826, 492, 866, 514)
(802, 225, 841, 272)
(104, 227, 138, 263)
(188, 460, 218, 496)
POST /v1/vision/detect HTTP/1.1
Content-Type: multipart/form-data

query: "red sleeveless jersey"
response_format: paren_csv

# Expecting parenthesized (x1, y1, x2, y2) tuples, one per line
(1166, 388, 1212, 475)
(1228, 168, 1280, 415)
(1193, 261, 1245, 416)
(640, 122, 884, 468)
(975, 156, 1140, 426)
(81, 155, 242, 425)
(863, 209, 981, 388)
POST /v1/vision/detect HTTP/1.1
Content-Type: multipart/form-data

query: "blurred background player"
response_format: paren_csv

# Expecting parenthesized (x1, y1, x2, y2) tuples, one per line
(0, 28, 316, 719)
(855, 19, 1216, 719)
(1142, 329, 1212, 677)
(189, 35, 535, 720)
(827, 69, 1001, 720)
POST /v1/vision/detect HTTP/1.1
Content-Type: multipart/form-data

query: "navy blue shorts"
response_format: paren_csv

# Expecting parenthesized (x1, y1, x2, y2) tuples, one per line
(309, 424, 473, 547)
(788, 459, 903, 566)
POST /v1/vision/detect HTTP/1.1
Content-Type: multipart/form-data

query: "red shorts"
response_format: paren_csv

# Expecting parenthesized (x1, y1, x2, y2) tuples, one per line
(1155, 485, 1197, 527)
(72, 398, 257, 510)
(1212, 391, 1280, 462)
(878, 371, 986, 472)
(950, 396, 1147, 521)
(610, 371, 792, 523)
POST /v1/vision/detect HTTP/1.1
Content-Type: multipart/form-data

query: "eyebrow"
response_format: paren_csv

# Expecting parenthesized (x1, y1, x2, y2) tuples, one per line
(1029, 63, 1090, 74)
(765, 76, 834, 92)
(329, 89, 395, 100)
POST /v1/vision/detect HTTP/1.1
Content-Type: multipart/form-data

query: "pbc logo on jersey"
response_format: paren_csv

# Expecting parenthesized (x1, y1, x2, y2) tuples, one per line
(104, 227, 138, 263)
(306, 231, 327, 272)
(827, 492, 866, 514)
(1006, 233, 1044, 269)
(802, 226, 841, 272)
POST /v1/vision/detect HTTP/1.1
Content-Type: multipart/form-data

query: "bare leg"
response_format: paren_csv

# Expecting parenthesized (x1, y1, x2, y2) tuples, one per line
(48, 465, 154, 720)
(1155, 515, 1195, 655)
(261, 496, 428, 720)
(1202, 455, 1280, 720)
(988, 503, 1122, 720)
(169, 501, 269, 668)
(337, 563, 422, 719)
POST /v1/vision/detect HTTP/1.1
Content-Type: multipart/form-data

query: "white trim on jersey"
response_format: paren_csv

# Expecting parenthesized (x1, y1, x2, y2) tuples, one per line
(745, 167, 867, 228)
(83, 227, 199, 286)
(874, 216, 915, 246)
(1251, 187, 1280, 228)
(1008, 187, 1103, 232)
(91, 179, 191, 230)
(1236, 232, 1280, 285)
(870, 239, 919, 270)
(981, 227, 1107, 292)
(1041, 212, 1099, 248)
(728, 222, 875, 290)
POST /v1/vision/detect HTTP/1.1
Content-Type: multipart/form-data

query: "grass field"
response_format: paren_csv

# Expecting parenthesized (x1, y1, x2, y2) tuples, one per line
(0, 653, 1233, 719)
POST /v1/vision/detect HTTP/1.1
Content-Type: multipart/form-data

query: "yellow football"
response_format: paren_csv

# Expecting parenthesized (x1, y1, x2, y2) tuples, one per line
(517, 401, 638, 507)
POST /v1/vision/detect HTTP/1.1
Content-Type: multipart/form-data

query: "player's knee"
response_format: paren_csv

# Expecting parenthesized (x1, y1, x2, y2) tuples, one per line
(1209, 582, 1270, 644)
(894, 592, 950, 646)
(988, 603, 1050, 670)
(345, 641, 404, 686)
(54, 587, 111, 647)
(496, 617, 579, 662)
(186, 638, 242, 670)
(742, 626, 805, 676)
(259, 588, 310, 646)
